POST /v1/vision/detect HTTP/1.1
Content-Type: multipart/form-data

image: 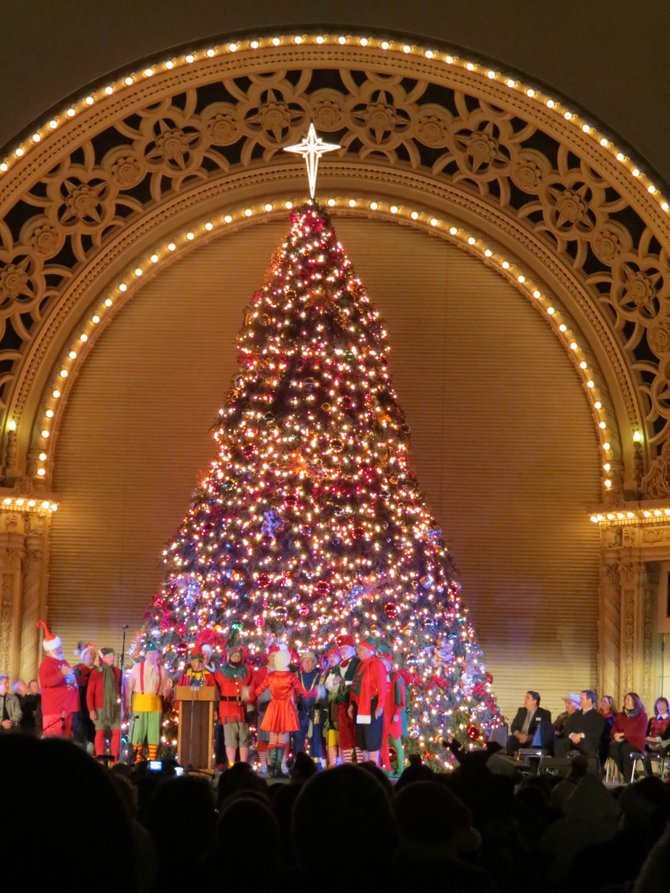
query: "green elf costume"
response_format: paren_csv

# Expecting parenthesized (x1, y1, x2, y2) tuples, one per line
(126, 641, 168, 763)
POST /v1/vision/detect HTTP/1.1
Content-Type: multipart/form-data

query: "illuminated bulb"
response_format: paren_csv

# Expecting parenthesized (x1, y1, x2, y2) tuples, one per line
(134, 267, 143, 276)
(570, 342, 578, 350)
(360, 37, 369, 46)
(119, 283, 128, 292)
(564, 111, 572, 120)
(559, 323, 567, 331)
(595, 401, 602, 410)
(39, 452, 47, 461)
(41, 430, 49, 439)
(527, 88, 535, 97)
(37, 468, 46, 477)
(32, 133, 41, 143)
(186, 54, 195, 63)
(467, 236, 476, 245)
(52, 390, 61, 398)
(466, 62, 475, 71)
(0, 163, 8, 172)
(582, 124, 590, 133)
(338, 36, 347, 45)
(7, 419, 16, 432)
(599, 421, 607, 429)
(228, 43, 238, 52)
(80, 334, 88, 342)
(602, 441, 610, 450)
(224, 215, 232, 223)
(67, 107, 76, 117)
(410, 210, 419, 220)
(425, 49, 433, 58)
(68, 350, 77, 359)
(403, 45, 411, 53)
(484, 248, 492, 257)
(547, 306, 555, 314)
(600, 137, 608, 147)
(15, 147, 24, 157)
(662, 202, 669, 212)
(124, 76, 133, 86)
(168, 242, 176, 251)
(370, 201, 378, 210)
(205, 222, 213, 231)
(41, 501, 50, 509)
(517, 274, 525, 283)
(250, 40, 259, 48)
(616, 152, 625, 161)
(49, 119, 58, 128)
(381, 41, 390, 50)
(502, 261, 510, 269)
(449, 226, 458, 235)
(507, 78, 516, 88)
(328, 198, 336, 207)
(315, 36, 324, 44)
(632, 168, 640, 177)
(587, 380, 595, 388)
(244, 208, 253, 217)
(60, 369, 68, 378)
(104, 298, 113, 307)
(165, 60, 174, 69)
(547, 99, 555, 108)
(264, 203, 273, 212)
(633, 431, 642, 442)
(150, 254, 159, 264)
(579, 361, 587, 369)
(92, 315, 100, 324)
(45, 410, 54, 418)
(348, 199, 357, 208)
(648, 185, 656, 194)
(604, 479, 612, 488)
(186, 232, 195, 240)
(207, 48, 215, 57)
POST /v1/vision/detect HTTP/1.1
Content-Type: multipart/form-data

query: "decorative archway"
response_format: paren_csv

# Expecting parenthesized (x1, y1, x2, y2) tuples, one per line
(1, 31, 667, 703)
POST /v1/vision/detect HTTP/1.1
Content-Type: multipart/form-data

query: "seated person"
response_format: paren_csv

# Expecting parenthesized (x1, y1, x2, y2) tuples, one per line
(505, 690, 552, 755)
(643, 696, 670, 777)
(554, 689, 604, 768)
(553, 692, 580, 750)
(609, 691, 647, 782)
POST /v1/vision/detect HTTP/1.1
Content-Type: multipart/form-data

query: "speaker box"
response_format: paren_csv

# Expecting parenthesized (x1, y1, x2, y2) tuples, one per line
(538, 756, 572, 778)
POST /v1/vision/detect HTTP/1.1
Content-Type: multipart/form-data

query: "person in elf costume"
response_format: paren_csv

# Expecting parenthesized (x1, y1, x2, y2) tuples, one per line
(349, 636, 388, 765)
(213, 645, 252, 766)
(250, 646, 319, 778)
(376, 643, 408, 776)
(294, 649, 324, 767)
(248, 648, 277, 775)
(178, 650, 215, 688)
(331, 634, 360, 764)
(37, 620, 79, 737)
(323, 644, 343, 766)
(126, 641, 169, 763)
(87, 647, 123, 763)
(72, 640, 96, 750)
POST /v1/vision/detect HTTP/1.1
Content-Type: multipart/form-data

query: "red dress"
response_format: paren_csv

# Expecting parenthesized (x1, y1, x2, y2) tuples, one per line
(254, 671, 312, 733)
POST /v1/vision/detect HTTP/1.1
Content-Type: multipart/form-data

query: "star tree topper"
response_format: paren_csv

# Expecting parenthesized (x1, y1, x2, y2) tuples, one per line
(284, 123, 340, 200)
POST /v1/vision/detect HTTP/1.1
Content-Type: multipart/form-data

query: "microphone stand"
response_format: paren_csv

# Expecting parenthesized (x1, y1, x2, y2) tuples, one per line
(120, 625, 129, 761)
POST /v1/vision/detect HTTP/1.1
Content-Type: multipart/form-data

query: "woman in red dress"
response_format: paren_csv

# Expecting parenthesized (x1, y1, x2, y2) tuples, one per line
(251, 647, 317, 777)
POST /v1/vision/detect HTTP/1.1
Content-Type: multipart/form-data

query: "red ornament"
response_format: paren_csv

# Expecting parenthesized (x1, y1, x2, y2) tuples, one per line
(242, 443, 257, 460)
(315, 580, 330, 598)
(176, 642, 188, 655)
(485, 671, 494, 684)
(255, 616, 265, 628)
(297, 603, 310, 616)
(256, 573, 270, 589)
(466, 724, 481, 740)
(383, 601, 399, 619)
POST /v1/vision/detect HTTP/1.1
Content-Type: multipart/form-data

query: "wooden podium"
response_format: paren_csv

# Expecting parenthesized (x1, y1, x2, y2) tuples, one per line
(175, 685, 217, 771)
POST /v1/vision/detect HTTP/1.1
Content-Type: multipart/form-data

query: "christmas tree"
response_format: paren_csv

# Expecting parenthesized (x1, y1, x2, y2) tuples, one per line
(143, 201, 500, 766)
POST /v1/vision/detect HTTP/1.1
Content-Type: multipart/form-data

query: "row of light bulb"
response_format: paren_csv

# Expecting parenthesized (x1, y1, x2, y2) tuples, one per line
(22, 195, 620, 496)
(0, 31, 666, 221)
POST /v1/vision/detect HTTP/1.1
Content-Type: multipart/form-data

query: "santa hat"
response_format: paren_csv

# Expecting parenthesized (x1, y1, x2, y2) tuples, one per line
(37, 620, 61, 652)
(74, 640, 96, 659)
(98, 647, 115, 659)
(335, 634, 355, 648)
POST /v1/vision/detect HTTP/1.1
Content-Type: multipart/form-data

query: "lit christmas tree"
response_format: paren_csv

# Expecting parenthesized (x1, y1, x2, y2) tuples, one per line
(142, 198, 500, 766)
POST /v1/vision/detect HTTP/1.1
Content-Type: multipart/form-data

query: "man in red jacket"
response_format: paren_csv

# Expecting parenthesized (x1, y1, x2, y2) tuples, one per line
(350, 636, 388, 765)
(37, 620, 79, 737)
(87, 648, 123, 763)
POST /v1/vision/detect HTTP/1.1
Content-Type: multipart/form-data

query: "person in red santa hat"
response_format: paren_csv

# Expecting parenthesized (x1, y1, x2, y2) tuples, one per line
(250, 645, 319, 778)
(72, 640, 96, 751)
(87, 647, 123, 763)
(329, 634, 360, 764)
(376, 642, 407, 776)
(37, 620, 79, 737)
(349, 635, 388, 765)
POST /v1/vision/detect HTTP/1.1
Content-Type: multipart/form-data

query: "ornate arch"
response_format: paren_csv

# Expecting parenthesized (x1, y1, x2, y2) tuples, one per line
(0, 31, 669, 508)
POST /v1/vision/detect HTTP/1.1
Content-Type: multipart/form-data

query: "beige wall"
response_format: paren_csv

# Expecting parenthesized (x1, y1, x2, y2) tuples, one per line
(49, 217, 601, 720)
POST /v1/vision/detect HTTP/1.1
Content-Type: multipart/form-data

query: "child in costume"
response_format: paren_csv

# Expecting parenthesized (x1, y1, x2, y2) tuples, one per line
(376, 643, 407, 776)
(87, 647, 122, 763)
(331, 634, 360, 764)
(251, 646, 318, 778)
